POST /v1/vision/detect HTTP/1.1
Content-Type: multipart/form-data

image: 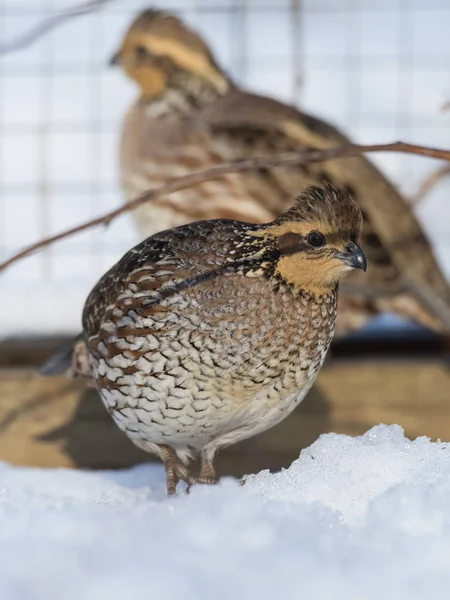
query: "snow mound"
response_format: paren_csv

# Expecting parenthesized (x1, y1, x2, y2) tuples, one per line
(2, 425, 450, 599)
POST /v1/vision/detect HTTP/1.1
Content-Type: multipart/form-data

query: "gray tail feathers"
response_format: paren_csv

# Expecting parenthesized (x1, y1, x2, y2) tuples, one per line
(38, 335, 81, 377)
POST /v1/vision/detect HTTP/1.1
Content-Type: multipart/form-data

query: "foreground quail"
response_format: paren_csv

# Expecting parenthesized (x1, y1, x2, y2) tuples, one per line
(110, 8, 450, 335)
(45, 185, 366, 494)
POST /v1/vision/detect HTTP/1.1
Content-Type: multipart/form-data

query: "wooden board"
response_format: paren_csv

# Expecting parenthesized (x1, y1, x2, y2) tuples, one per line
(0, 360, 449, 477)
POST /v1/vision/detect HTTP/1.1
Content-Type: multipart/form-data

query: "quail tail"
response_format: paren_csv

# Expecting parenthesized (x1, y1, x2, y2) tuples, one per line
(38, 340, 77, 376)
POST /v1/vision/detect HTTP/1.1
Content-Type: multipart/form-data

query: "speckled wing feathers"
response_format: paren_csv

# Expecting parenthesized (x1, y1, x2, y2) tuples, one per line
(83, 220, 260, 339)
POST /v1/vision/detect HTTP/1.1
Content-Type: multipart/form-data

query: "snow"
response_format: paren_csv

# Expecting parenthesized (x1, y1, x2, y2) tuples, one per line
(1, 425, 450, 599)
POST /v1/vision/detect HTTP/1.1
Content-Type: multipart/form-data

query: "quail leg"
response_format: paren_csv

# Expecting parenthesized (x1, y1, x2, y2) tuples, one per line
(160, 445, 181, 495)
(200, 450, 218, 483)
(160, 446, 218, 495)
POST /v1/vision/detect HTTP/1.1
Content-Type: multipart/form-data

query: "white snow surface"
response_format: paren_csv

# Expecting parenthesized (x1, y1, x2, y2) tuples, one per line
(2, 424, 450, 599)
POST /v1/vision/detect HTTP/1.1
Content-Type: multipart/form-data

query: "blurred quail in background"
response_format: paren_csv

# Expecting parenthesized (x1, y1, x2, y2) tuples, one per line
(46, 185, 366, 494)
(110, 8, 450, 335)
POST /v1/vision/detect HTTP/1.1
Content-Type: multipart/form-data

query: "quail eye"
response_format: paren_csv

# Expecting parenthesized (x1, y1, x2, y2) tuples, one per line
(306, 231, 326, 248)
(135, 45, 151, 59)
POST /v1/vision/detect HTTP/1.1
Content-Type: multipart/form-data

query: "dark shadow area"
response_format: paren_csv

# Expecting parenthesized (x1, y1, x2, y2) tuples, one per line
(38, 386, 150, 470)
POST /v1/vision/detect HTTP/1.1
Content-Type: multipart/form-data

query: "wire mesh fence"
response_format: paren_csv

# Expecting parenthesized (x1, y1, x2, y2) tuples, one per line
(1, 0, 450, 335)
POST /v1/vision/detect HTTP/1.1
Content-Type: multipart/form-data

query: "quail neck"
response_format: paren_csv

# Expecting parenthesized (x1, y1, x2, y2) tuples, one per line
(141, 69, 230, 116)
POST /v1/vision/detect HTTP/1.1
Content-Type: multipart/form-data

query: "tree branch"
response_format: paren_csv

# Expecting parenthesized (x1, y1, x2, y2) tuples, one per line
(410, 164, 450, 206)
(2, 140, 450, 274)
(0, 0, 118, 55)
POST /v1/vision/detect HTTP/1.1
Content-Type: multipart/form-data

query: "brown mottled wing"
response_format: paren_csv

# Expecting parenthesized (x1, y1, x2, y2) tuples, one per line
(198, 88, 450, 333)
(42, 220, 256, 381)
(82, 219, 257, 339)
(120, 101, 282, 230)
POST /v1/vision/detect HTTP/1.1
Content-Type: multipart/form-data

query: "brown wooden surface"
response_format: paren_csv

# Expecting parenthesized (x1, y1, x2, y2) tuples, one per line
(0, 359, 448, 477)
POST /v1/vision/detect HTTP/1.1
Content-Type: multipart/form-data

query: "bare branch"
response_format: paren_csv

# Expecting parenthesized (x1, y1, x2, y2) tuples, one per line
(410, 164, 450, 206)
(0, 0, 118, 55)
(2, 140, 450, 274)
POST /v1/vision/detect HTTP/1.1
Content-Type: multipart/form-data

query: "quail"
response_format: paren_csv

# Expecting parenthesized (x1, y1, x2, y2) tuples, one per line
(110, 8, 450, 335)
(44, 184, 366, 494)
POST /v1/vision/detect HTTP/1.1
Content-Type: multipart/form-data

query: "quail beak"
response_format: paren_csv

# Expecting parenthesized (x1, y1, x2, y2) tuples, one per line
(109, 51, 120, 66)
(334, 241, 367, 271)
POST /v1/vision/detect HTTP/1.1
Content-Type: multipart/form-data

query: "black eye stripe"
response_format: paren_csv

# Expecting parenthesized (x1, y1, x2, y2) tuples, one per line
(278, 230, 359, 255)
(278, 232, 307, 255)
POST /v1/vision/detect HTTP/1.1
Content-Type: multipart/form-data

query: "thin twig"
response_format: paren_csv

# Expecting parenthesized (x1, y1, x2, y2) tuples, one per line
(2, 141, 450, 274)
(411, 164, 450, 206)
(0, 0, 118, 55)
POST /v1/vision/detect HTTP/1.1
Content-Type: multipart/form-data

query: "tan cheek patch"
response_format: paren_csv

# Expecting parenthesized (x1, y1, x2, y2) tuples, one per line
(276, 252, 351, 296)
(126, 64, 167, 96)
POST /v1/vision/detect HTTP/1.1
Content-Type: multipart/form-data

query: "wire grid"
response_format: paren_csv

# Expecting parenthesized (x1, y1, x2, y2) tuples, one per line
(1, 0, 450, 336)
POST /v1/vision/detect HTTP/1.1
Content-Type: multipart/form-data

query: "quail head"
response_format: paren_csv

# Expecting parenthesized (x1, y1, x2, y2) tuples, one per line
(53, 184, 365, 494)
(110, 8, 450, 335)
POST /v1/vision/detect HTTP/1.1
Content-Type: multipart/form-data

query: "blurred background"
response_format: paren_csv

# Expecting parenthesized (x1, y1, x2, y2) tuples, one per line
(0, 0, 449, 476)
